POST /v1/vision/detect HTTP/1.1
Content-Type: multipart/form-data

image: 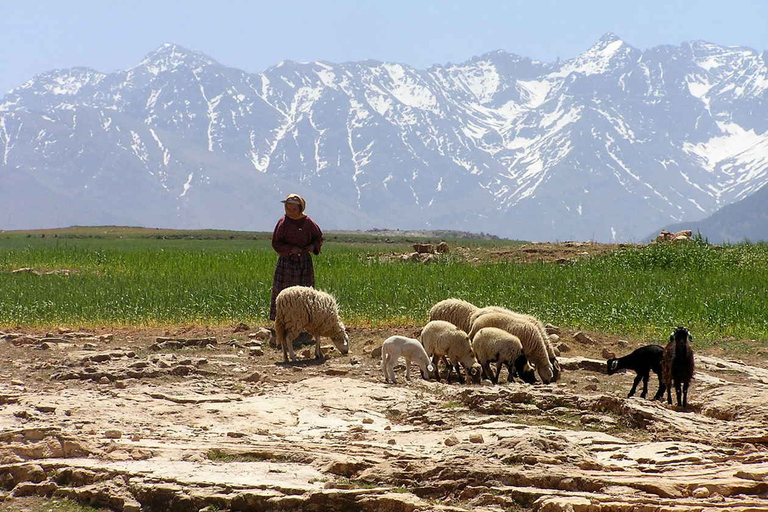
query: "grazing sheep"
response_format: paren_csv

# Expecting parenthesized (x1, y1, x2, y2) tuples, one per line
(272, 286, 349, 362)
(663, 327, 695, 408)
(472, 327, 525, 385)
(420, 320, 481, 384)
(428, 298, 479, 335)
(470, 307, 560, 382)
(468, 313, 554, 383)
(381, 335, 434, 384)
(606, 345, 666, 400)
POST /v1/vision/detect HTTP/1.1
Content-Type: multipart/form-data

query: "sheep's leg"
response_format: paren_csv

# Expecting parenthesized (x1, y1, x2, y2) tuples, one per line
(442, 356, 454, 382)
(455, 363, 466, 384)
(286, 330, 304, 361)
(432, 355, 442, 382)
(404, 357, 412, 380)
(314, 335, 323, 360)
(382, 353, 391, 383)
(493, 363, 503, 385)
(479, 362, 492, 383)
(628, 373, 643, 398)
(505, 361, 515, 383)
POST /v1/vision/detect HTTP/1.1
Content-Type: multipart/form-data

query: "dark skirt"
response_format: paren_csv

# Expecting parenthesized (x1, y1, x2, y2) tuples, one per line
(270, 253, 315, 320)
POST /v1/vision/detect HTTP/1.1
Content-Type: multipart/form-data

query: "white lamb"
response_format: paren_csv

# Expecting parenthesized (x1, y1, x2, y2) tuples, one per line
(271, 286, 350, 362)
(470, 306, 561, 382)
(472, 327, 525, 385)
(468, 313, 554, 384)
(380, 335, 434, 384)
(420, 320, 481, 384)
(428, 298, 479, 335)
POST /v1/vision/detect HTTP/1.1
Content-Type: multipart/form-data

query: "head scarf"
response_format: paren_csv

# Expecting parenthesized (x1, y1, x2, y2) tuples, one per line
(281, 194, 306, 219)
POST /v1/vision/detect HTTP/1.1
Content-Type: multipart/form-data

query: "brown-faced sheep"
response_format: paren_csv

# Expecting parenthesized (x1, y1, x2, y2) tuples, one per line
(662, 327, 695, 408)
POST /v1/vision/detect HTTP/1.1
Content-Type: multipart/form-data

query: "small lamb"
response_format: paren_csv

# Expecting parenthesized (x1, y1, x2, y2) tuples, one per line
(381, 335, 434, 384)
(606, 344, 666, 400)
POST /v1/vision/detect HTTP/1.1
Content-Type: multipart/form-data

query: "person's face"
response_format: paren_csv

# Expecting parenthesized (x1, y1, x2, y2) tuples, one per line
(285, 203, 301, 217)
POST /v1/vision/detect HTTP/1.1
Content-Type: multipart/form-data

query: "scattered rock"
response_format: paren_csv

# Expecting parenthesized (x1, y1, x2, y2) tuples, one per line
(617, 340, 630, 348)
(104, 430, 122, 439)
(370, 347, 382, 359)
(444, 435, 460, 446)
(468, 433, 484, 444)
(243, 372, 261, 383)
(692, 487, 711, 498)
(573, 332, 596, 345)
(557, 343, 571, 353)
(601, 348, 616, 359)
(585, 384, 599, 391)
(233, 322, 250, 333)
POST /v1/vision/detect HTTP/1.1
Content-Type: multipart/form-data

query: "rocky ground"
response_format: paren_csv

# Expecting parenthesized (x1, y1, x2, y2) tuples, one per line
(1, 324, 767, 512)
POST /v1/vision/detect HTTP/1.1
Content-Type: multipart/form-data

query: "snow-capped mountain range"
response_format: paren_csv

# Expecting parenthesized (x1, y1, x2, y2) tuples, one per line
(2, 34, 767, 241)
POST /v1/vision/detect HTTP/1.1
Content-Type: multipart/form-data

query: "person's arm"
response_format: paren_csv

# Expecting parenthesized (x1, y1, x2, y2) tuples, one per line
(305, 218, 324, 255)
(271, 218, 298, 258)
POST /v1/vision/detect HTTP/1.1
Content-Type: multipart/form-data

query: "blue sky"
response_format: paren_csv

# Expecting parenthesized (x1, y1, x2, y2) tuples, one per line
(2, 0, 767, 95)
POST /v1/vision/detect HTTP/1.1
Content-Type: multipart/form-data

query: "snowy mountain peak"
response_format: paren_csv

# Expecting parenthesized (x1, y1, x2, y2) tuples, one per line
(137, 43, 217, 74)
(1, 36, 767, 242)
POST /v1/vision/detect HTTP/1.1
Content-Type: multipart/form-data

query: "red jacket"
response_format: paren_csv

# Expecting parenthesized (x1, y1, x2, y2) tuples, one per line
(271, 216, 324, 258)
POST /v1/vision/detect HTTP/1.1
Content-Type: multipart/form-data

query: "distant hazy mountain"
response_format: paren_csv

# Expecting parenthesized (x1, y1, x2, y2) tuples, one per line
(654, 183, 768, 243)
(2, 34, 767, 241)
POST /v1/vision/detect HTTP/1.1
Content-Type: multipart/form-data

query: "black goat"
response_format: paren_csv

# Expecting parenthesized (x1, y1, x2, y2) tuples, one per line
(606, 344, 666, 400)
(663, 327, 695, 408)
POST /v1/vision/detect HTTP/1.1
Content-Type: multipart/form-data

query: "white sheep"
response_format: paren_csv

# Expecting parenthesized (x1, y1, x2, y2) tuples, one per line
(420, 320, 481, 384)
(271, 286, 350, 362)
(381, 335, 434, 384)
(470, 306, 561, 382)
(468, 313, 554, 383)
(472, 327, 526, 385)
(428, 298, 479, 335)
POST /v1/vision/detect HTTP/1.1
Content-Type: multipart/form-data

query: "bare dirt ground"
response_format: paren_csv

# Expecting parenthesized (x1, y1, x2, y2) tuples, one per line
(1, 322, 767, 512)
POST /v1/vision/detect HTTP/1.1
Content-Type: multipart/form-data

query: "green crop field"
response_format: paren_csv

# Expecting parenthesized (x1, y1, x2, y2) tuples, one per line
(1, 227, 767, 351)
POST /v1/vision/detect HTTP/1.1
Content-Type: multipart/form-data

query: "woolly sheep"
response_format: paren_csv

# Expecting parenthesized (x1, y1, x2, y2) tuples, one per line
(272, 286, 350, 362)
(470, 306, 561, 382)
(468, 313, 554, 383)
(428, 298, 479, 335)
(606, 345, 666, 400)
(420, 320, 481, 384)
(472, 327, 525, 385)
(663, 327, 695, 408)
(381, 335, 434, 384)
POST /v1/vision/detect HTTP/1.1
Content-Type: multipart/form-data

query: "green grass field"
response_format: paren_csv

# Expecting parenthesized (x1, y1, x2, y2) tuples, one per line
(1, 227, 767, 350)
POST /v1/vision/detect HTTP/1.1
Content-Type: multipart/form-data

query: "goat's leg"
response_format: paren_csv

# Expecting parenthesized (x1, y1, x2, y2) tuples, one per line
(640, 371, 650, 399)
(666, 385, 673, 405)
(675, 381, 683, 407)
(653, 372, 666, 401)
(682, 381, 689, 408)
(628, 373, 643, 398)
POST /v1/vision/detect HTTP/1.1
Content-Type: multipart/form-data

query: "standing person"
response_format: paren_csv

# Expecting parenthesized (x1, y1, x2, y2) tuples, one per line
(269, 194, 324, 321)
